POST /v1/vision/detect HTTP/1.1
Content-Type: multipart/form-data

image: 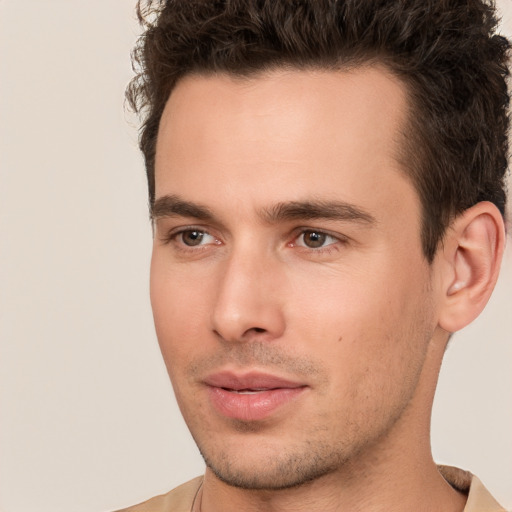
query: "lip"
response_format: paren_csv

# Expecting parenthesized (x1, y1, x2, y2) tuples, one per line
(204, 371, 307, 421)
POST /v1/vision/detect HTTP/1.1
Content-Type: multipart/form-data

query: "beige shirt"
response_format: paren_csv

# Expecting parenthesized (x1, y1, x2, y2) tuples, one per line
(114, 467, 507, 512)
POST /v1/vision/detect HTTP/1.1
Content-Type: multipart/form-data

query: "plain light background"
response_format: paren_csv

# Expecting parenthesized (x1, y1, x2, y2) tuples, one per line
(1, 1, 511, 511)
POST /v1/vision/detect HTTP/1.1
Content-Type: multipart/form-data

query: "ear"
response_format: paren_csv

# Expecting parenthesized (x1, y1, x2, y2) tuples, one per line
(437, 201, 505, 333)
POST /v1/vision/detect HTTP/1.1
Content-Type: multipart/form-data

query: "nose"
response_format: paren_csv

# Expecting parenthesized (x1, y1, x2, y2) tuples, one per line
(211, 248, 286, 344)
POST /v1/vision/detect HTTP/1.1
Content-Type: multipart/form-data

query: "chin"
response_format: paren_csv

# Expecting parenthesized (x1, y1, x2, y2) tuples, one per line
(198, 440, 344, 491)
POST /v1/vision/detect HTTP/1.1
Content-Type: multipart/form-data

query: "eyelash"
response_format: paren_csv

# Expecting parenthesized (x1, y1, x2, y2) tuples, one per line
(161, 226, 349, 254)
(290, 229, 346, 253)
(161, 227, 219, 250)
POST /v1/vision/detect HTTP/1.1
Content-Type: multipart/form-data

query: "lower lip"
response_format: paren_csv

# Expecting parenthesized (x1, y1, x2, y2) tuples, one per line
(207, 386, 306, 421)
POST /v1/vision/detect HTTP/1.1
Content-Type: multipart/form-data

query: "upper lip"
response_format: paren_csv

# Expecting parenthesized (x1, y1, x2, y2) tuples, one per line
(203, 371, 306, 391)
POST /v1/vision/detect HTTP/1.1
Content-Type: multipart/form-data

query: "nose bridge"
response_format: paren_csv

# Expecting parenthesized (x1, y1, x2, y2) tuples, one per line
(211, 241, 285, 343)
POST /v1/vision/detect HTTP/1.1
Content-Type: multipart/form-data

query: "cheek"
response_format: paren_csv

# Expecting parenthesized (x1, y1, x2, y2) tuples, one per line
(287, 264, 397, 337)
(289, 261, 431, 378)
(150, 253, 208, 367)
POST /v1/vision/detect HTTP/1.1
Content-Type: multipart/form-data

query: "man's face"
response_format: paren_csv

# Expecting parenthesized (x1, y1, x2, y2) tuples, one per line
(151, 68, 443, 489)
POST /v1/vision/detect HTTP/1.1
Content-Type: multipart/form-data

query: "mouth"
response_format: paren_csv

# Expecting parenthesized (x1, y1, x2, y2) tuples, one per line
(203, 371, 308, 421)
(229, 388, 273, 394)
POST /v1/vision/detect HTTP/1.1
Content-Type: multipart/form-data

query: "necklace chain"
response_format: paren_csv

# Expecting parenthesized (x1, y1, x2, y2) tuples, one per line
(190, 480, 203, 512)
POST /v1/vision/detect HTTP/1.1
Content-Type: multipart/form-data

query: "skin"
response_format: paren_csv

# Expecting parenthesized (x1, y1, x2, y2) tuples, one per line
(150, 67, 471, 512)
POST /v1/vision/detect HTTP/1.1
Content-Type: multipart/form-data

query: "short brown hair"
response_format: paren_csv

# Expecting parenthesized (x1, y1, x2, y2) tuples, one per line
(127, 0, 510, 261)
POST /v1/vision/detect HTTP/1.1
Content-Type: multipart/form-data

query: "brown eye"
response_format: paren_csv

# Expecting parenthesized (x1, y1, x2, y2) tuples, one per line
(302, 230, 327, 248)
(181, 230, 205, 246)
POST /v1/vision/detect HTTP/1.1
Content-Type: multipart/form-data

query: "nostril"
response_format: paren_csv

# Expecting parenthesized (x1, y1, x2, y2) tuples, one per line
(252, 327, 266, 333)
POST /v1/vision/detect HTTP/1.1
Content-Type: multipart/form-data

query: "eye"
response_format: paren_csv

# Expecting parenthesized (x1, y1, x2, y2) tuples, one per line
(296, 230, 338, 249)
(177, 229, 218, 247)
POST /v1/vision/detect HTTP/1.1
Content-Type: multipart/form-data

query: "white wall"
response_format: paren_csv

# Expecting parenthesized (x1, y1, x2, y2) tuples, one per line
(0, 1, 510, 511)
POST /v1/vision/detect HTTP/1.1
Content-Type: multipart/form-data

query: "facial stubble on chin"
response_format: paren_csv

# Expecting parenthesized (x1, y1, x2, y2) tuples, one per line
(179, 326, 433, 492)
(194, 398, 417, 492)
(199, 438, 352, 491)
(182, 341, 340, 490)
(187, 351, 411, 492)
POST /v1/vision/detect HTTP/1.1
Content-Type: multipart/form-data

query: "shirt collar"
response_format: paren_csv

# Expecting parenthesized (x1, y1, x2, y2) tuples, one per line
(438, 465, 506, 511)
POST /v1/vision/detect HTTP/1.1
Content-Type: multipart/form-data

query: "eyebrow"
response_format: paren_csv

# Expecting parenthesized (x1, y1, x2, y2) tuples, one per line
(151, 194, 215, 221)
(260, 200, 376, 225)
(151, 194, 376, 226)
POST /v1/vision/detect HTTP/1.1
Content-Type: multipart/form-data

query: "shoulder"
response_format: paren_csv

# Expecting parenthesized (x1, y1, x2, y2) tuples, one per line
(464, 475, 508, 512)
(113, 476, 203, 512)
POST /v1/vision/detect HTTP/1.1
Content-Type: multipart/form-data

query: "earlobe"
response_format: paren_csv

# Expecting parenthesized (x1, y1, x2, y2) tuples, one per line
(438, 201, 505, 333)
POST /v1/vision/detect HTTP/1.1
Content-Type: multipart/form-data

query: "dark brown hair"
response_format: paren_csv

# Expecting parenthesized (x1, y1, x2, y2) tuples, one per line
(127, 0, 510, 261)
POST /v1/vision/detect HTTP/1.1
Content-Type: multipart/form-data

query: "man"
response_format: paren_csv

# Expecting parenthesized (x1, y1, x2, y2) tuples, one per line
(118, 0, 510, 510)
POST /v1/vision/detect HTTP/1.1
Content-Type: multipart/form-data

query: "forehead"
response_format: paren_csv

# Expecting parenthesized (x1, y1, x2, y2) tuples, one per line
(155, 67, 416, 223)
(158, 66, 409, 158)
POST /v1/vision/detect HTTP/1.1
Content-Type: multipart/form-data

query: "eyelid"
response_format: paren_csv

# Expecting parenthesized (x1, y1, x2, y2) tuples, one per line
(289, 227, 350, 251)
(159, 225, 220, 246)
(293, 227, 346, 241)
